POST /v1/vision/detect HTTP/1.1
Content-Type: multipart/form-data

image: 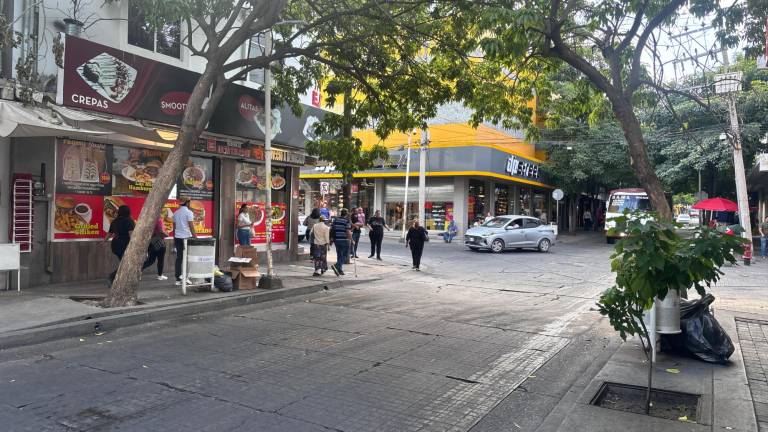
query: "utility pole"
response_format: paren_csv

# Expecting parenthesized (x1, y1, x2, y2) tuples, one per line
(259, 28, 282, 288)
(717, 49, 752, 265)
(400, 131, 413, 241)
(418, 129, 429, 227)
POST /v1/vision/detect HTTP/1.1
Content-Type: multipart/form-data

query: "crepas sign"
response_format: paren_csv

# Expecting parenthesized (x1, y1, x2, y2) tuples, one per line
(505, 156, 540, 180)
(57, 34, 334, 149)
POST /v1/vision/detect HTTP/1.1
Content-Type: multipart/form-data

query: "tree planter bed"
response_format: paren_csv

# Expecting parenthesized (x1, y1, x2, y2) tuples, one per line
(591, 382, 701, 422)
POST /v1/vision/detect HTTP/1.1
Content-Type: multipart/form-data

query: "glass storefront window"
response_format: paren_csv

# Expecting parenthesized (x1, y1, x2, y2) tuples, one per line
(519, 188, 531, 216)
(468, 180, 486, 225)
(494, 185, 510, 216)
(383, 179, 453, 230)
(533, 191, 546, 222)
(234, 162, 289, 244)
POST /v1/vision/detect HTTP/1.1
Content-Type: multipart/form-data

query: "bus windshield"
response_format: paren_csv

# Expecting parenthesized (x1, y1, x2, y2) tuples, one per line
(607, 194, 651, 213)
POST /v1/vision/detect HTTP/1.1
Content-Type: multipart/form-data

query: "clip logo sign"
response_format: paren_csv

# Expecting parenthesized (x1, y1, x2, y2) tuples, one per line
(505, 156, 540, 179)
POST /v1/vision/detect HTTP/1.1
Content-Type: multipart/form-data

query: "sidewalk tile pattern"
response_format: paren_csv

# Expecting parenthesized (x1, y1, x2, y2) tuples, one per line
(736, 318, 768, 431)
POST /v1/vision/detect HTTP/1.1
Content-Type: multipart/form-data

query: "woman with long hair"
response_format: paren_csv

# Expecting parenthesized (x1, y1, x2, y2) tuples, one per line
(236, 204, 253, 246)
(105, 205, 135, 284)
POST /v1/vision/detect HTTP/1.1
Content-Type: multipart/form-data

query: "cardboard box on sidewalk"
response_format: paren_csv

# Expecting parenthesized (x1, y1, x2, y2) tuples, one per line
(234, 245, 260, 267)
(230, 268, 260, 290)
(228, 246, 260, 289)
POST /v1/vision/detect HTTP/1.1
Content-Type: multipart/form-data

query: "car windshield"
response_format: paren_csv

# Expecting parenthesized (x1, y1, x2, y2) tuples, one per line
(483, 217, 510, 228)
(608, 194, 651, 213)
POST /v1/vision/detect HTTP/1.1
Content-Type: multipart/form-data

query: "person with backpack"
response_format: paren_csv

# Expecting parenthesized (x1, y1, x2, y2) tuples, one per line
(406, 219, 429, 270)
(330, 209, 352, 276)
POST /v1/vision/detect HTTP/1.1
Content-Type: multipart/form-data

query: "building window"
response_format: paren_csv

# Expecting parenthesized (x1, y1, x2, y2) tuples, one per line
(128, 2, 181, 58)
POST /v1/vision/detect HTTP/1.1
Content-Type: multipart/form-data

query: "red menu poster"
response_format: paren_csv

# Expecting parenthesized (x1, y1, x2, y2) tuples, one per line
(234, 201, 287, 244)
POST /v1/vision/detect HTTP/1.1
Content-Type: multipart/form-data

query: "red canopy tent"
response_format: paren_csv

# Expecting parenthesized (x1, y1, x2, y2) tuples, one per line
(692, 197, 738, 212)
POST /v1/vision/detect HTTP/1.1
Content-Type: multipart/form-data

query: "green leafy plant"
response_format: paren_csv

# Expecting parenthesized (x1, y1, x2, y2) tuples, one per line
(598, 210, 744, 414)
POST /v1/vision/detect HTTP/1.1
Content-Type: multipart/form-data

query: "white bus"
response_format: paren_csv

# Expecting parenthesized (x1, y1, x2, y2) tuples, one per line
(605, 188, 651, 243)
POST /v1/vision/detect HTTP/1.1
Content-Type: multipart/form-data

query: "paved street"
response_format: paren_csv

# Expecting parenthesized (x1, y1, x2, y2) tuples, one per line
(0, 235, 667, 431)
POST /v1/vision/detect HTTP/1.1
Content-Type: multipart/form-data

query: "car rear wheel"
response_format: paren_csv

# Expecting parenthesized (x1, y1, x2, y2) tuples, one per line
(538, 238, 551, 253)
(490, 239, 505, 253)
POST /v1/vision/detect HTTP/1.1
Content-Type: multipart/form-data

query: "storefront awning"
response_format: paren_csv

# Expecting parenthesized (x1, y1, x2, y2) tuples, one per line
(0, 100, 176, 144)
(0, 100, 109, 138)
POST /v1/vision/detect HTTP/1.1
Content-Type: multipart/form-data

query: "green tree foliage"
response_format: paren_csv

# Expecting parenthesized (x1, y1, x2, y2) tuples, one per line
(440, 0, 760, 220)
(643, 59, 768, 195)
(598, 211, 743, 412)
(104, 0, 495, 306)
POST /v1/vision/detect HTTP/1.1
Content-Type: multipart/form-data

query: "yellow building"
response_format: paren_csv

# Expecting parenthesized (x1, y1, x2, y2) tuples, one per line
(300, 121, 555, 232)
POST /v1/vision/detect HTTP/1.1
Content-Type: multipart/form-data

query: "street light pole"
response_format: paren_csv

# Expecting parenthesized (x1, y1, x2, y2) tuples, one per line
(716, 50, 752, 265)
(260, 29, 281, 288)
(418, 129, 429, 227)
(400, 131, 413, 241)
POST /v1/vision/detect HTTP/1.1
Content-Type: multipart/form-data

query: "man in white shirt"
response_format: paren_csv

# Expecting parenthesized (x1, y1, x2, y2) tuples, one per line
(173, 197, 197, 285)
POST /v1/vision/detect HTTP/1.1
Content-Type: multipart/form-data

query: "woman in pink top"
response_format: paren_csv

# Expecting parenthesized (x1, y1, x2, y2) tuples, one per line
(141, 216, 169, 280)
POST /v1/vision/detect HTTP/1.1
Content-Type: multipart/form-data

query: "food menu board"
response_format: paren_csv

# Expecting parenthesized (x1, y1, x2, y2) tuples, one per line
(178, 157, 214, 200)
(112, 147, 167, 195)
(56, 140, 112, 195)
(54, 139, 215, 240)
(234, 202, 287, 244)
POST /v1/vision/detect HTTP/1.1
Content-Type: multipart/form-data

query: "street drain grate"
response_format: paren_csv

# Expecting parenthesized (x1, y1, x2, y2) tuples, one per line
(591, 382, 701, 422)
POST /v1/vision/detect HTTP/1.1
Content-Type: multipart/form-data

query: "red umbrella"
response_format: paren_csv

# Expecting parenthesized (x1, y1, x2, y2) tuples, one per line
(692, 197, 738, 212)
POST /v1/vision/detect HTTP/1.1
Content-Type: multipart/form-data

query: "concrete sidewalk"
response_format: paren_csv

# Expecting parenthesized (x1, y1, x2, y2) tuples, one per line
(539, 260, 768, 431)
(0, 255, 400, 349)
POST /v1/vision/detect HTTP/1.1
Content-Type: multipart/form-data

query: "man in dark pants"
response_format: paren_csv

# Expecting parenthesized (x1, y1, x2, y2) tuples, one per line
(173, 197, 197, 285)
(330, 209, 352, 276)
(406, 219, 428, 270)
(366, 210, 389, 260)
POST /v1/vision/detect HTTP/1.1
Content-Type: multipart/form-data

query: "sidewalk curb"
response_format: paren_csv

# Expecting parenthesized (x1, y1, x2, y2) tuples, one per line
(0, 278, 375, 351)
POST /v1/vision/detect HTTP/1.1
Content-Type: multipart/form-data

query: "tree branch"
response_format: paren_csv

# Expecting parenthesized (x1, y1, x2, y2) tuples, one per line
(626, 0, 686, 95)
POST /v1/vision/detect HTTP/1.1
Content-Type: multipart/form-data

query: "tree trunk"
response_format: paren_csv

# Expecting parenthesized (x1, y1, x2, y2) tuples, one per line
(107, 66, 225, 307)
(609, 96, 673, 220)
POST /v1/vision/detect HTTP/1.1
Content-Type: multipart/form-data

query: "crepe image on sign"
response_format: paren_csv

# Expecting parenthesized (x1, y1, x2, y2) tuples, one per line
(254, 108, 282, 139)
(77, 53, 138, 103)
(271, 175, 286, 190)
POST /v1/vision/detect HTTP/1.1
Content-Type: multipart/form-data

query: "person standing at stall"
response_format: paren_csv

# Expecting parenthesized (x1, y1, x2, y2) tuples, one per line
(142, 215, 168, 280)
(330, 209, 352, 276)
(366, 210, 389, 260)
(236, 204, 253, 246)
(406, 219, 428, 270)
(311, 216, 331, 276)
(105, 205, 134, 285)
(173, 197, 197, 286)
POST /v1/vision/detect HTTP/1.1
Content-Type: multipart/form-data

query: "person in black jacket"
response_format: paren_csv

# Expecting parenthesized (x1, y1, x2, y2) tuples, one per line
(366, 210, 389, 260)
(405, 219, 428, 270)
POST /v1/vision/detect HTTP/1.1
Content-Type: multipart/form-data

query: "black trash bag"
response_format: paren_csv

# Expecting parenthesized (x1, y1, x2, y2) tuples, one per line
(660, 294, 734, 364)
(214, 274, 235, 292)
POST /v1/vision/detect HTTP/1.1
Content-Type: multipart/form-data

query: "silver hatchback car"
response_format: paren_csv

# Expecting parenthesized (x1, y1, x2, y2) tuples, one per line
(465, 216, 556, 253)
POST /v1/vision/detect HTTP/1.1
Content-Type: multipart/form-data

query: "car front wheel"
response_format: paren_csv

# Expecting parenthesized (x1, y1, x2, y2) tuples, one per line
(490, 239, 505, 253)
(538, 238, 551, 253)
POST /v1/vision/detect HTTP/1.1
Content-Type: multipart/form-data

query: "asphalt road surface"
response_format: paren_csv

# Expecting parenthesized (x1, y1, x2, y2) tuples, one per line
(1, 233, 620, 432)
